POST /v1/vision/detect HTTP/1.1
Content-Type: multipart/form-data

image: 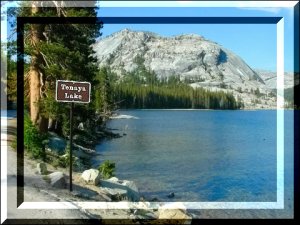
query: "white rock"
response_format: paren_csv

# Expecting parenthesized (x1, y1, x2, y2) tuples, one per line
(122, 180, 139, 201)
(159, 202, 187, 211)
(107, 177, 119, 183)
(81, 169, 101, 185)
(158, 203, 192, 221)
(100, 187, 128, 201)
(78, 122, 84, 130)
(100, 177, 140, 201)
(37, 163, 47, 175)
(158, 209, 192, 222)
(48, 172, 65, 188)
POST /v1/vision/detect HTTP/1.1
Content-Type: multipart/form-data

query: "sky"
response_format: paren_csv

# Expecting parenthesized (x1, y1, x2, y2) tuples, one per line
(96, 4, 295, 72)
(1, 1, 296, 72)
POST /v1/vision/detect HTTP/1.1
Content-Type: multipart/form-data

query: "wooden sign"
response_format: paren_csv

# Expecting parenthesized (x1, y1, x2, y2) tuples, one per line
(56, 80, 91, 103)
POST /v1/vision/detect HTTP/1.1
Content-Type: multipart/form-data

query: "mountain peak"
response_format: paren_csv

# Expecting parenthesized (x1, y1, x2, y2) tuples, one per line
(92, 29, 279, 109)
(173, 33, 205, 40)
(113, 28, 159, 38)
(94, 29, 262, 83)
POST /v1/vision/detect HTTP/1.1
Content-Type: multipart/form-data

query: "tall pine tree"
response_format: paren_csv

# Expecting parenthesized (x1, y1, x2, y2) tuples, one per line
(12, 1, 102, 134)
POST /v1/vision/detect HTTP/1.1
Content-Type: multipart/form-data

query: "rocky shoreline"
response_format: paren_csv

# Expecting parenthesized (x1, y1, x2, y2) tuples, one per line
(26, 151, 193, 222)
(3, 117, 193, 223)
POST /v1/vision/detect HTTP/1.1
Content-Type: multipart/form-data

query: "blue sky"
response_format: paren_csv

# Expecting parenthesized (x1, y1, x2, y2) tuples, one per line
(1, 2, 295, 72)
(97, 6, 294, 72)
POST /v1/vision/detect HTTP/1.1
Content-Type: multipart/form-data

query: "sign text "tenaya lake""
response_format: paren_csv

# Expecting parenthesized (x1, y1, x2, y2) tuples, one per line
(56, 80, 91, 103)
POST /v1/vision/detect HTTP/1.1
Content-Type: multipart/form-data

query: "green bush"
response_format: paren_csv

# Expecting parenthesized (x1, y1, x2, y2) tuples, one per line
(52, 158, 60, 169)
(24, 113, 47, 159)
(58, 143, 76, 168)
(98, 160, 115, 179)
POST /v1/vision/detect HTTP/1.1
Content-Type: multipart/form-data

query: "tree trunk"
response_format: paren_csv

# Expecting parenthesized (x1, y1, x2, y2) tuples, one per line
(29, 55, 40, 124)
(29, 2, 48, 133)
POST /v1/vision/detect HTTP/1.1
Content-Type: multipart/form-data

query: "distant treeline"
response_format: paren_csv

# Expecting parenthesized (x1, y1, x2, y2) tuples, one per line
(109, 55, 244, 109)
(114, 83, 243, 109)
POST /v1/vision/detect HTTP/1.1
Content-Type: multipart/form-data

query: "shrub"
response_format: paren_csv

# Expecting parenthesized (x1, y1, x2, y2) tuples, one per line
(50, 144, 84, 171)
(52, 159, 60, 169)
(98, 160, 115, 179)
(24, 113, 47, 159)
(58, 143, 76, 168)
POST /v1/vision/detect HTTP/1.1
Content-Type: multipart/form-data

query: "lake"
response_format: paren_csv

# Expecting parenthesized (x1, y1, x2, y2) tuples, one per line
(1, 110, 17, 118)
(93, 110, 293, 204)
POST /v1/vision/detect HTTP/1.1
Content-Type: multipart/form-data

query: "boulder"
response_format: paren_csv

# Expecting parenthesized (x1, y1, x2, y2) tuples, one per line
(158, 203, 192, 223)
(158, 209, 191, 220)
(37, 162, 47, 175)
(81, 169, 101, 185)
(100, 177, 140, 201)
(78, 122, 84, 130)
(48, 172, 65, 188)
(144, 212, 157, 219)
(132, 209, 157, 219)
(122, 180, 140, 201)
(107, 177, 119, 183)
(101, 187, 128, 201)
(167, 192, 175, 198)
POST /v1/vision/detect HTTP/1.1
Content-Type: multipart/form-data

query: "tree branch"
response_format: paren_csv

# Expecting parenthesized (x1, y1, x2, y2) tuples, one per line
(39, 71, 45, 98)
(59, 62, 66, 70)
(39, 51, 50, 68)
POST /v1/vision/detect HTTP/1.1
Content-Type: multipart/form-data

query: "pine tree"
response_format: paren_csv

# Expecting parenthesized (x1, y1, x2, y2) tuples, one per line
(95, 67, 115, 122)
(1, 42, 18, 109)
(112, 66, 242, 110)
(6, 46, 17, 104)
(12, 1, 102, 133)
(1, 48, 8, 105)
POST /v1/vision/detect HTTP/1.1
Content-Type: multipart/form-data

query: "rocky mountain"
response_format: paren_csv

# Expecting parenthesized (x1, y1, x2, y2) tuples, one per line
(254, 69, 296, 90)
(92, 29, 293, 109)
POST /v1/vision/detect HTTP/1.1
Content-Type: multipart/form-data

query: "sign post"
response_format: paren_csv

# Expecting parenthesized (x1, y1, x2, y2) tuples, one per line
(69, 102, 74, 191)
(56, 80, 91, 192)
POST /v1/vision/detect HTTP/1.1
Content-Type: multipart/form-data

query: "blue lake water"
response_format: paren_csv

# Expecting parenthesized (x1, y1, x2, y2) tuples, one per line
(93, 110, 293, 204)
